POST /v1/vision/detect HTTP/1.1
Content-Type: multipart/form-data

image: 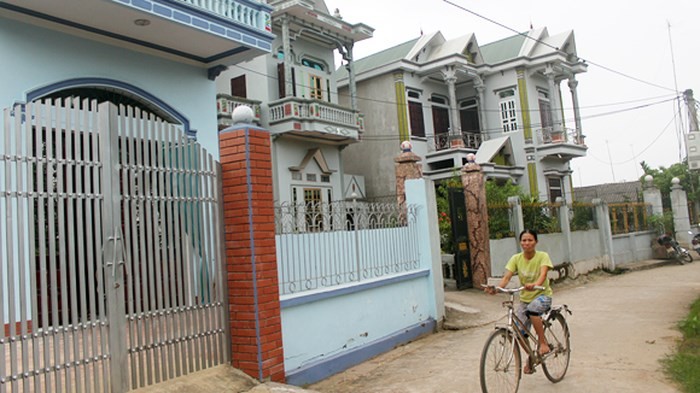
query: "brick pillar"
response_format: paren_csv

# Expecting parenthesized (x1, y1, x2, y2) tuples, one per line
(460, 153, 491, 286)
(394, 141, 422, 205)
(219, 118, 285, 382)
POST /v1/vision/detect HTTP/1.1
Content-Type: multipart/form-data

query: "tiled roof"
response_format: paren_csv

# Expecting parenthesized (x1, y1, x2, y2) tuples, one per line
(336, 37, 419, 79)
(480, 34, 526, 64)
(574, 181, 643, 204)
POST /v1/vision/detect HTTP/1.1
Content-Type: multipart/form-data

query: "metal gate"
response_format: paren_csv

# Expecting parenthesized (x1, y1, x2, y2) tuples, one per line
(0, 99, 228, 392)
(448, 188, 472, 289)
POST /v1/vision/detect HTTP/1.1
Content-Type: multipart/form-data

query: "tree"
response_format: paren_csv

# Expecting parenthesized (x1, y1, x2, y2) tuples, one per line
(641, 159, 700, 209)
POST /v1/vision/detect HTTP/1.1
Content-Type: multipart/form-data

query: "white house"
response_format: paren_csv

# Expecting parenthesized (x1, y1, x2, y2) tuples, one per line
(215, 0, 373, 209)
(337, 28, 588, 203)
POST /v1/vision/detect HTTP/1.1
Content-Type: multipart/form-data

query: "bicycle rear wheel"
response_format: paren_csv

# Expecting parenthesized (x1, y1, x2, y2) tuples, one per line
(480, 328, 521, 393)
(542, 313, 570, 383)
(680, 252, 693, 264)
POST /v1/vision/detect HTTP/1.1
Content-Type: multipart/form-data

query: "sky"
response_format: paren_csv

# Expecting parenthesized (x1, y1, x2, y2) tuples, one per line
(325, 0, 700, 187)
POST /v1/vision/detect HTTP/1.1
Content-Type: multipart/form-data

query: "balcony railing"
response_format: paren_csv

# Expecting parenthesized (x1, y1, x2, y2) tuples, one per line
(217, 94, 262, 126)
(175, 0, 272, 33)
(430, 132, 484, 151)
(268, 97, 364, 140)
(537, 127, 585, 146)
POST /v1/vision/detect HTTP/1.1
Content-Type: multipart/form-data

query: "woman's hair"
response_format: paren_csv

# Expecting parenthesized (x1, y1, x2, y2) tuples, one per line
(519, 229, 538, 241)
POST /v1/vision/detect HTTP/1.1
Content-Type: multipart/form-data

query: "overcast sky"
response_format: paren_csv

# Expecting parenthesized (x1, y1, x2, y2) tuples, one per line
(326, 0, 700, 187)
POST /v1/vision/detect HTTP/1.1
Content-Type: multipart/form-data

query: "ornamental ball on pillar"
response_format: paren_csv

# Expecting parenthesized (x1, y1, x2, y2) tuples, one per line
(672, 177, 680, 185)
(466, 153, 476, 163)
(232, 105, 254, 124)
(400, 140, 412, 152)
(644, 174, 653, 186)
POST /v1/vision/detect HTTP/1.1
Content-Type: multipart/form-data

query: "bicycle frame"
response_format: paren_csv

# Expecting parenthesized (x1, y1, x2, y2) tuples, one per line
(496, 293, 540, 362)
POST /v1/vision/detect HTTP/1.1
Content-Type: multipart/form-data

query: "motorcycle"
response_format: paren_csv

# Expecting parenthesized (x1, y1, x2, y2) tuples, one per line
(690, 231, 700, 256)
(669, 232, 700, 265)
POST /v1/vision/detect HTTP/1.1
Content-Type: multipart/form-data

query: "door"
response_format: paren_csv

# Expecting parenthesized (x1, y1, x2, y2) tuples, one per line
(448, 188, 472, 289)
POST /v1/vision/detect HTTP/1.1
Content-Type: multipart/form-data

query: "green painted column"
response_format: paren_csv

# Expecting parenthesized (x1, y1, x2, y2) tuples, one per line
(517, 68, 532, 142)
(394, 71, 410, 142)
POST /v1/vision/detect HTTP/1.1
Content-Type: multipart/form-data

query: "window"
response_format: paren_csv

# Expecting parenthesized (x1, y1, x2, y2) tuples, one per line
(407, 90, 425, 137)
(499, 90, 518, 132)
(432, 94, 451, 137)
(291, 186, 333, 232)
(301, 58, 325, 71)
(310, 75, 323, 100)
(538, 90, 552, 130)
(304, 188, 323, 232)
(230, 75, 247, 98)
(459, 98, 480, 133)
(548, 177, 563, 203)
(277, 64, 296, 98)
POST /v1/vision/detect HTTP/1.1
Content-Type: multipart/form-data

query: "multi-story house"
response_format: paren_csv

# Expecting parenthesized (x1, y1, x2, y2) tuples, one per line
(337, 27, 588, 203)
(1, 0, 274, 155)
(216, 0, 373, 208)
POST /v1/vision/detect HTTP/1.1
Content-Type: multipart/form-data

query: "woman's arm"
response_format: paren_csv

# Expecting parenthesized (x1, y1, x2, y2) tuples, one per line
(485, 270, 514, 294)
(524, 266, 549, 290)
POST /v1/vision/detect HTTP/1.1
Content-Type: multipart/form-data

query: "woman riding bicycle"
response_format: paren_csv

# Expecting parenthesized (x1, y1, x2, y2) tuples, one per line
(485, 229, 553, 374)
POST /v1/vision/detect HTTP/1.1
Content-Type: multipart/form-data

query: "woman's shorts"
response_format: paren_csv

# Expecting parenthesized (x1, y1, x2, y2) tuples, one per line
(515, 295, 552, 333)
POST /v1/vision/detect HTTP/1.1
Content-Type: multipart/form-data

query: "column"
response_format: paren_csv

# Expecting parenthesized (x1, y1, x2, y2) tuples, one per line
(394, 71, 410, 142)
(508, 195, 524, 248)
(556, 197, 572, 263)
(545, 66, 562, 134)
(516, 67, 533, 143)
(642, 175, 663, 216)
(593, 198, 615, 270)
(460, 153, 491, 286)
(345, 42, 358, 111)
(568, 77, 583, 143)
(474, 76, 488, 135)
(219, 109, 285, 382)
(442, 67, 460, 137)
(394, 141, 423, 206)
(281, 16, 293, 97)
(670, 177, 691, 244)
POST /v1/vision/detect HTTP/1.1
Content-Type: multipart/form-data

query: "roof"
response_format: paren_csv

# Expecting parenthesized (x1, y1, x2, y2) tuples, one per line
(574, 181, 643, 204)
(480, 34, 526, 64)
(336, 37, 419, 77)
(475, 136, 510, 164)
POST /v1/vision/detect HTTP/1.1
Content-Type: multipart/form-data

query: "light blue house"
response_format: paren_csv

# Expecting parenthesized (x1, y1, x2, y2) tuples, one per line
(1, 0, 275, 154)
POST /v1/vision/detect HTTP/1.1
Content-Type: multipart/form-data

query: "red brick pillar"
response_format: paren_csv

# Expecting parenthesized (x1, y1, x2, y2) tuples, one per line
(219, 123, 285, 383)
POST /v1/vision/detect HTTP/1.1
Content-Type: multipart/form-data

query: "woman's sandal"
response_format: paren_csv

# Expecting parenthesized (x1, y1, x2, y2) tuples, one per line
(523, 358, 535, 374)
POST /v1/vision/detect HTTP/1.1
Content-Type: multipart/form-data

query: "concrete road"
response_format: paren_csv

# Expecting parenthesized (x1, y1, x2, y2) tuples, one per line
(309, 262, 700, 393)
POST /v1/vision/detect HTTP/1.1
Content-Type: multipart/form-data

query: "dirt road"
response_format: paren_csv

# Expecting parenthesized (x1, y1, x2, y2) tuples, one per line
(309, 262, 700, 393)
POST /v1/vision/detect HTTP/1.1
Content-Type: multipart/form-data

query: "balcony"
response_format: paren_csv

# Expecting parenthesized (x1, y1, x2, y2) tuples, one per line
(268, 97, 364, 145)
(1, 0, 275, 66)
(536, 127, 587, 159)
(429, 132, 485, 152)
(217, 94, 262, 129)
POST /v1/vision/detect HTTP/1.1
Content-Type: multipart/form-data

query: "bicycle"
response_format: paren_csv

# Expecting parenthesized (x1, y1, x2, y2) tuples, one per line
(479, 285, 572, 393)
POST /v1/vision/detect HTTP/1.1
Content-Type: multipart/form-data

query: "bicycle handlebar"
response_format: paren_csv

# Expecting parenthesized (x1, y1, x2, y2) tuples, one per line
(481, 284, 545, 293)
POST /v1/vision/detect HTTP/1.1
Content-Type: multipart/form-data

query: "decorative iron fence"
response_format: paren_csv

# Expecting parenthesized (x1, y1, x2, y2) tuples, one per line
(274, 201, 420, 295)
(609, 202, 652, 234)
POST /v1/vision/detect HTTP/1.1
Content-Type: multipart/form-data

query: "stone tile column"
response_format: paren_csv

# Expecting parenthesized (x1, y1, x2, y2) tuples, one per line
(394, 141, 423, 206)
(219, 107, 285, 382)
(670, 177, 691, 245)
(460, 153, 491, 286)
(642, 175, 663, 216)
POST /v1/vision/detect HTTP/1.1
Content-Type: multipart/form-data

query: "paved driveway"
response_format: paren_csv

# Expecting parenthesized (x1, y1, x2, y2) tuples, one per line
(309, 262, 700, 393)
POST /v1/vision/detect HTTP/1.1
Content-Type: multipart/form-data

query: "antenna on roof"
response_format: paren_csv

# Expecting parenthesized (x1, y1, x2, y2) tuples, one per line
(420, 28, 424, 36)
(529, 20, 533, 30)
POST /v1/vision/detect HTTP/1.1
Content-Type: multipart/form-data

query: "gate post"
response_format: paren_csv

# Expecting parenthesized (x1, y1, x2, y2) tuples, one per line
(394, 141, 423, 205)
(460, 153, 491, 286)
(219, 108, 285, 382)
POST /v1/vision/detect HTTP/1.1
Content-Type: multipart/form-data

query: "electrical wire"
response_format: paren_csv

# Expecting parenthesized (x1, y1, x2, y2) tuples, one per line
(442, 0, 679, 93)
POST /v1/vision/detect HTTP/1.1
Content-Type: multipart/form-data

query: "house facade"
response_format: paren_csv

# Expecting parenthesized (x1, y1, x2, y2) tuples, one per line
(338, 28, 588, 203)
(1, 0, 274, 154)
(215, 0, 373, 207)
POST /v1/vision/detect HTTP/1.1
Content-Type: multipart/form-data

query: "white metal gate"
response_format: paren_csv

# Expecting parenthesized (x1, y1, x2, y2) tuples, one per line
(0, 99, 228, 392)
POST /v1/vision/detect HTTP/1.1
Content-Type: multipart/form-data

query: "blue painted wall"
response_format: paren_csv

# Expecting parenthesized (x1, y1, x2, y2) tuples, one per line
(280, 179, 444, 386)
(0, 16, 220, 156)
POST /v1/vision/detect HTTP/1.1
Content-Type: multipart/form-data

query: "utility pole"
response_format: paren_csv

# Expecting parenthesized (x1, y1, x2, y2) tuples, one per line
(685, 89, 699, 133)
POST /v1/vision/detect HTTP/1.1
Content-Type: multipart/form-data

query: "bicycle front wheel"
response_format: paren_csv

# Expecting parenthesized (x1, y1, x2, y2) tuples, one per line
(542, 313, 571, 383)
(480, 328, 521, 393)
(681, 252, 693, 264)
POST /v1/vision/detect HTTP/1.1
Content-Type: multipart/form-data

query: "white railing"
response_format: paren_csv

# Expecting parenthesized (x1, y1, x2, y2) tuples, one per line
(537, 127, 585, 146)
(176, 0, 271, 33)
(268, 97, 364, 133)
(217, 94, 262, 125)
(274, 201, 420, 295)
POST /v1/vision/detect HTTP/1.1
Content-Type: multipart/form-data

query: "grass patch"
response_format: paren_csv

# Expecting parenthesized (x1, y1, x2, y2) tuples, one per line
(663, 297, 700, 392)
